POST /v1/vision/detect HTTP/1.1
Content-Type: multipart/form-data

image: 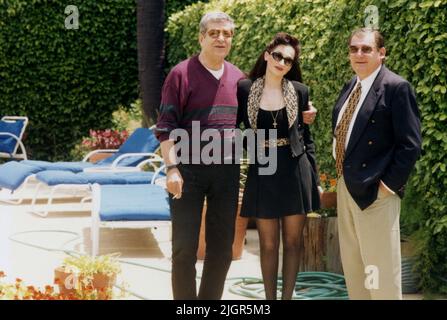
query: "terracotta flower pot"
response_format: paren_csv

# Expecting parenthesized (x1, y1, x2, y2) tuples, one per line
(81, 273, 116, 300)
(54, 267, 77, 297)
(197, 192, 248, 260)
(321, 191, 337, 209)
(54, 267, 116, 300)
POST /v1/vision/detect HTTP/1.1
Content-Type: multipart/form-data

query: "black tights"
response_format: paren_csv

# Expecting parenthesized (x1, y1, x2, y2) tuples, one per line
(256, 214, 307, 300)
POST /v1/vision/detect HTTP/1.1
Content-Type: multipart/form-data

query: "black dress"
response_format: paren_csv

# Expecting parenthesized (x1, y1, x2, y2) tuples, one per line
(240, 107, 321, 218)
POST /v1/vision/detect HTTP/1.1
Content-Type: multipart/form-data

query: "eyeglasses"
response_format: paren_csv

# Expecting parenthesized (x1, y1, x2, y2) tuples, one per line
(204, 29, 234, 39)
(349, 45, 375, 54)
(269, 51, 294, 66)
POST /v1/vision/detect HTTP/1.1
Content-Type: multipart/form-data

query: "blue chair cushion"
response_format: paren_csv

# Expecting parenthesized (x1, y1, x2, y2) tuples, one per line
(0, 119, 25, 154)
(117, 172, 155, 184)
(0, 161, 41, 190)
(99, 184, 170, 221)
(21, 160, 94, 172)
(36, 171, 89, 186)
(35, 170, 158, 186)
(76, 172, 128, 185)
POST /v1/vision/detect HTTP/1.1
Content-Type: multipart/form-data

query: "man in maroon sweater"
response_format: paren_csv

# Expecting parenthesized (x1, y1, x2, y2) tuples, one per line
(156, 12, 317, 300)
(156, 12, 243, 300)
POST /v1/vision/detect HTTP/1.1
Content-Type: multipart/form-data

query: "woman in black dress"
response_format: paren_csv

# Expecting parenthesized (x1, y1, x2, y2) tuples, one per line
(237, 33, 320, 300)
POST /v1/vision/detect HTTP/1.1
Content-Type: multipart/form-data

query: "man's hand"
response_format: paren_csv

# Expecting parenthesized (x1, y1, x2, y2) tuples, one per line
(378, 180, 393, 198)
(303, 101, 317, 125)
(166, 168, 183, 199)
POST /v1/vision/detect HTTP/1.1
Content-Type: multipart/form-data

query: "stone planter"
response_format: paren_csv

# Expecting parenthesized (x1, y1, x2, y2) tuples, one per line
(401, 239, 420, 294)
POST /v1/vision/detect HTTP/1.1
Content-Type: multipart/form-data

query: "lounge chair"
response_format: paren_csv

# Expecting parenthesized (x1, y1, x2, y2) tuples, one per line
(90, 168, 170, 256)
(0, 116, 28, 160)
(22, 126, 161, 170)
(29, 169, 164, 217)
(0, 127, 162, 204)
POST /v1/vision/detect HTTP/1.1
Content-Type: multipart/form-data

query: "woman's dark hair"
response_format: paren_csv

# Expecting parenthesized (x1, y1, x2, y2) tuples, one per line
(248, 32, 302, 82)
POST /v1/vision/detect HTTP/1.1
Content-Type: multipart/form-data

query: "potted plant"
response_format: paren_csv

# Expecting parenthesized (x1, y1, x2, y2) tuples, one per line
(319, 173, 338, 210)
(54, 253, 122, 300)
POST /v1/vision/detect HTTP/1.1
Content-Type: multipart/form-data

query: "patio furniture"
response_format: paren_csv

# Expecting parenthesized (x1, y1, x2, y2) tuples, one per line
(29, 169, 164, 217)
(0, 116, 28, 160)
(90, 169, 170, 256)
(0, 127, 162, 204)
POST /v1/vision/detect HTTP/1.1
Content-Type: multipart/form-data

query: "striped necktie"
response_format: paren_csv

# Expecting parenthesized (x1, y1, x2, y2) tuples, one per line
(335, 82, 362, 177)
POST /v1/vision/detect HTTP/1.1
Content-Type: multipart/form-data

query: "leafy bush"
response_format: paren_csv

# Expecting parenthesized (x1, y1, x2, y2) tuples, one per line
(166, 0, 447, 293)
(112, 100, 144, 132)
(69, 100, 142, 161)
(0, 0, 138, 161)
(166, 0, 209, 17)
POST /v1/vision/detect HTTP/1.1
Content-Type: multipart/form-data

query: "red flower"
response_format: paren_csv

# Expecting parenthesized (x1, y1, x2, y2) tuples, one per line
(82, 129, 129, 151)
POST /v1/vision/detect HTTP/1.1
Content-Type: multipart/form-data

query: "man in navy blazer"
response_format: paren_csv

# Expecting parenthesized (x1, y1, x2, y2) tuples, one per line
(332, 28, 421, 299)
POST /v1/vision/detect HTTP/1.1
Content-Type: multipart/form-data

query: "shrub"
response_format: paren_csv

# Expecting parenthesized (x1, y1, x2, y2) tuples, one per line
(0, 0, 138, 161)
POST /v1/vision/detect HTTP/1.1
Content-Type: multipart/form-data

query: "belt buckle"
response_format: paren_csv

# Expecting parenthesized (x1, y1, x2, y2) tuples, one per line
(264, 139, 276, 148)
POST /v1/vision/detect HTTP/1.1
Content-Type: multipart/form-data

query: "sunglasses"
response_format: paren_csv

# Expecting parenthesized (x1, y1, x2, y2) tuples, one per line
(349, 45, 375, 54)
(269, 51, 294, 66)
(204, 29, 234, 39)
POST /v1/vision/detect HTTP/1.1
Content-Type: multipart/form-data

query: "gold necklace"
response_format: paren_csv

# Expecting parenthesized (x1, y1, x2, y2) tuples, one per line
(270, 110, 280, 128)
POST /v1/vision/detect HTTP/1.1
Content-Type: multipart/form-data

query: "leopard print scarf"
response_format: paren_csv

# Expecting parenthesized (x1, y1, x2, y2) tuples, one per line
(246, 76, 298, 131)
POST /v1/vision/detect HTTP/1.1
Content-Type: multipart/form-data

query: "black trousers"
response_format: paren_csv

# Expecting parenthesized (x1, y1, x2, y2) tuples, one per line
(170, 164, 240, 300)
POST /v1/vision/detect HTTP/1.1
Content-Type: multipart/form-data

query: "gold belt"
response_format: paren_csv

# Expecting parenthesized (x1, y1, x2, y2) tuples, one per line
(263, 138, 290, 147)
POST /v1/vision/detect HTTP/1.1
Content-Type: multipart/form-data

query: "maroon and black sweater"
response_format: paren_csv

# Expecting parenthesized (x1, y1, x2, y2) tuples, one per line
(155, 55, 245, 163)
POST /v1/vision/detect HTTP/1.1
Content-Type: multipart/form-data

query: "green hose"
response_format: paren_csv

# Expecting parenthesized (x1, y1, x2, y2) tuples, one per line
(227, 272, 348, 300)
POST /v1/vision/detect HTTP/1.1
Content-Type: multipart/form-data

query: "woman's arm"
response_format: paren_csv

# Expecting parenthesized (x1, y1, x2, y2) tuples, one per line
(299, 85, 320, 186)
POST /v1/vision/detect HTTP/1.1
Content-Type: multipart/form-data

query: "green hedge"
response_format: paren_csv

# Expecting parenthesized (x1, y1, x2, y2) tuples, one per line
(0, 0, 138, 160)
(166, 0, 447, 294)
(166, 0, 209, 17)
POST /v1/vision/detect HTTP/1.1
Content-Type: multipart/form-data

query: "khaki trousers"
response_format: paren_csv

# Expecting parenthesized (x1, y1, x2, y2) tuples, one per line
(337, 177, 402, 300)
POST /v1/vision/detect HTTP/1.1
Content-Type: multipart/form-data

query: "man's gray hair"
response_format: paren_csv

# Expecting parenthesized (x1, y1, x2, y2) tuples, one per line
(199, 11, 235, 34)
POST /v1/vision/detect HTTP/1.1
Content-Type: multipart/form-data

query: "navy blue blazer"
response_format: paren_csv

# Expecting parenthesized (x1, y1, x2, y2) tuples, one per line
(332, 66, 422, 210)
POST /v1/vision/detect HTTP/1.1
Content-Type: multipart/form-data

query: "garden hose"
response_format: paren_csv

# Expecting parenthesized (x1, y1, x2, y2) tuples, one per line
(227, 272, 348, 300)
(8, 230, 348, 300)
